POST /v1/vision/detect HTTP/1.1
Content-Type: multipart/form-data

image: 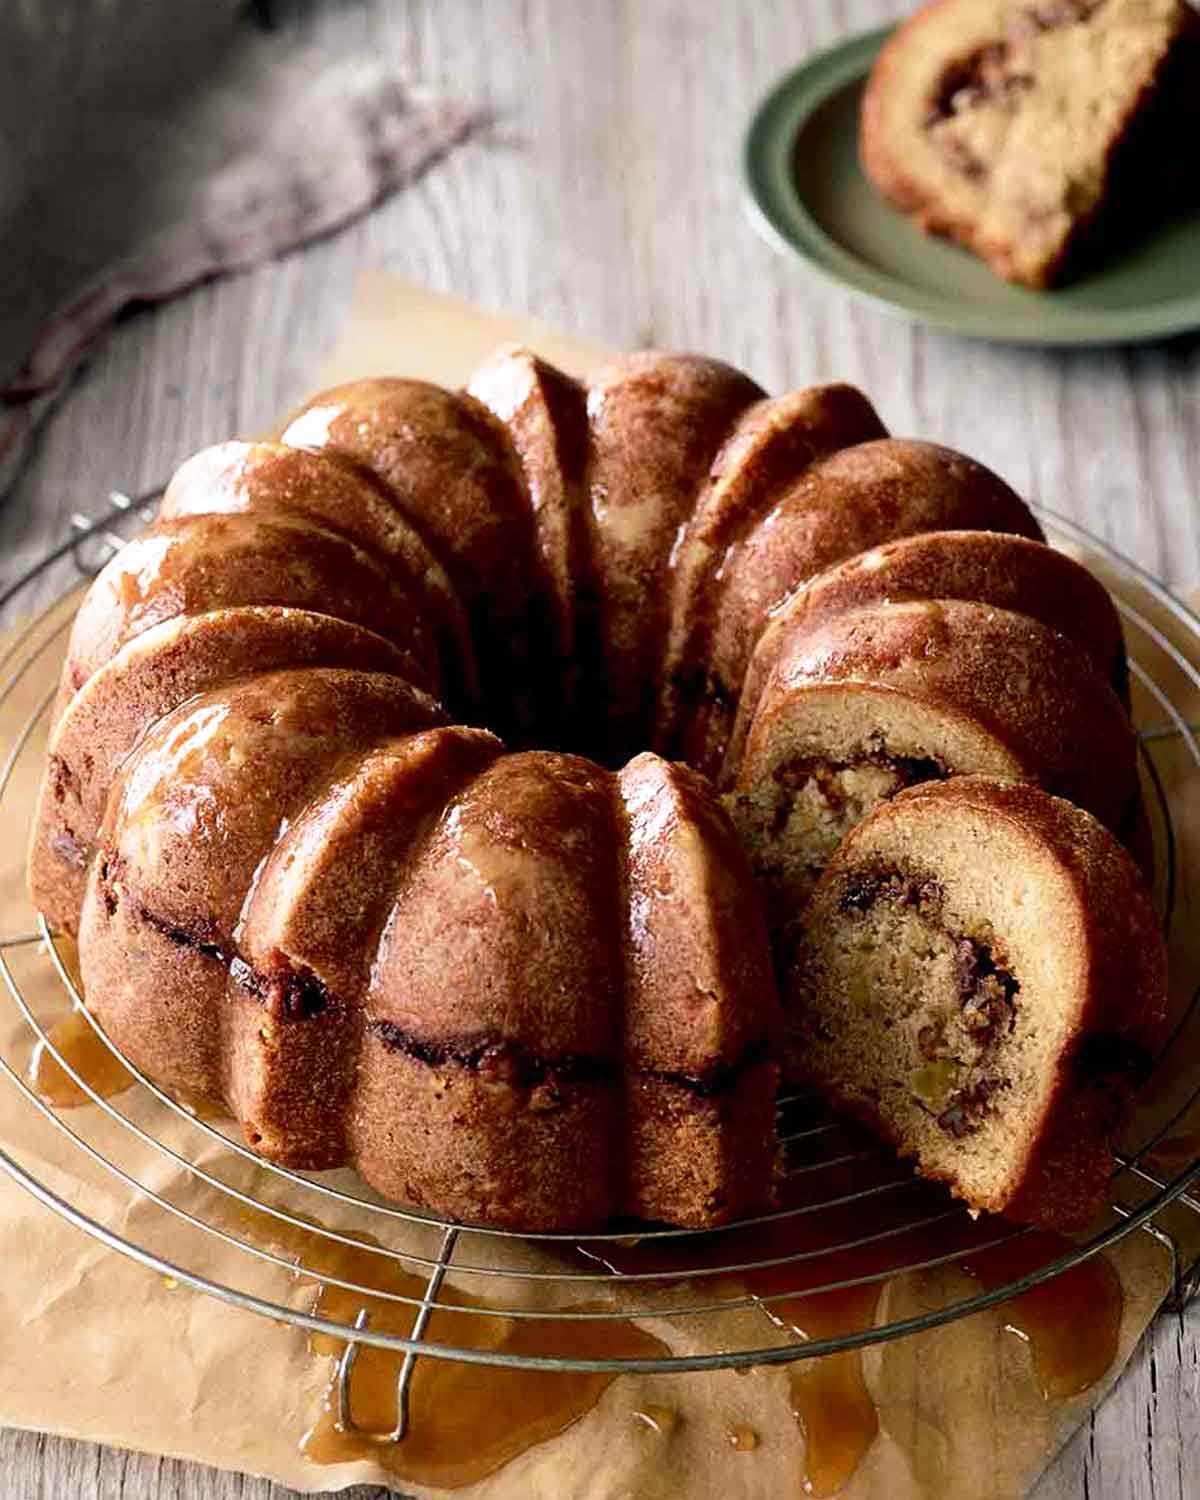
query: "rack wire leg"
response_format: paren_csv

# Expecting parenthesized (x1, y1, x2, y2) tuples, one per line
(336, 1224, 461, 1442)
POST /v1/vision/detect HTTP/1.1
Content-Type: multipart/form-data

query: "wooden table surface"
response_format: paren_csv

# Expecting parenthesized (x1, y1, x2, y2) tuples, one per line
(1, 1, 1197, 1496)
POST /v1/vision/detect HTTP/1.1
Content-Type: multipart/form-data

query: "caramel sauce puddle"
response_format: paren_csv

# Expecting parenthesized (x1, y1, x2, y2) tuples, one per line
(587, 1162, 1123, 1497)
(28, 938, 134, 1108)
(28, 1010, 135, 1108)
(28, 1007, 233, 1122)
(962, 1231, 1123, 1400)
(727, 1420, 760, 1451)
(29, 939, 228, 1122)
(216, 1203, 666, 1489)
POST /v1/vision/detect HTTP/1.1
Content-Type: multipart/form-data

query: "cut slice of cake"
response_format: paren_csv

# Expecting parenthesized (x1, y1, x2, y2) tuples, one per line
(861, 0, 1200, 287)
(787, 776, 1167, 1228)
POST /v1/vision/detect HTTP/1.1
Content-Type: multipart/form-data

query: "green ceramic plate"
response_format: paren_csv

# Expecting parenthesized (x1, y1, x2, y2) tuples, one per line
(743, 27, 1200, 346)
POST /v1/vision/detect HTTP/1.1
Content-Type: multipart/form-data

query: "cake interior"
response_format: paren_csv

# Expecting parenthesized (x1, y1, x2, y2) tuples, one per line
(727, 688, 1026, 941)
(793, 861, 1075, 1207)
(728, 741, 943, 929)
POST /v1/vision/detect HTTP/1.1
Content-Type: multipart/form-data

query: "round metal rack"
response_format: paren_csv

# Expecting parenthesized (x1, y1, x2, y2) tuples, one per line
(1, 493, 1199, 1442)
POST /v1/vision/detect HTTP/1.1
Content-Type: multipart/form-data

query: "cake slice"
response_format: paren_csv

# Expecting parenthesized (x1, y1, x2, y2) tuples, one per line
(861, 0, 1199, 287)
(787, 776, 1167, 1228)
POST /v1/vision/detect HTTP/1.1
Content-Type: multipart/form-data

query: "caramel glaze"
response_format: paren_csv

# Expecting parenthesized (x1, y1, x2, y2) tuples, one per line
(170, 1089, 230, 1124)
(302, 1281, 667, 1488)
(728, 1421, 760, 1451)
(585, 1167, 1122, 1497)
(29, 940, 135, 1107)
(31, 939, 232, 1119)
(29, 1007, 233, 1122)
(213, 1202, 666, 1489)
(28, 1009, 135, 1108)
(31, 963, 1123, 1496)
(631, 1403, 679, 1436)
(961, 1231, 1123, 1401)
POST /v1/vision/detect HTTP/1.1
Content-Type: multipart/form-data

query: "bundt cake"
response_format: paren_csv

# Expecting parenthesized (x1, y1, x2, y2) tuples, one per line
(29, 343, 1159, 1232)
(787, 777, 1167, 1228)
(860, 0, 1200, 288)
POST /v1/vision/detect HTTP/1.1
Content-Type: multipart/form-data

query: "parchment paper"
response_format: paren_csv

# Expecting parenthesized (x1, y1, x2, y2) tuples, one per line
(0, 271, 1196, 1498)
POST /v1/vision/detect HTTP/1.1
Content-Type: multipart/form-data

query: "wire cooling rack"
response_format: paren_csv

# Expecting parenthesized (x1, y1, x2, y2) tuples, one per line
(1, 493, 1199, 1442)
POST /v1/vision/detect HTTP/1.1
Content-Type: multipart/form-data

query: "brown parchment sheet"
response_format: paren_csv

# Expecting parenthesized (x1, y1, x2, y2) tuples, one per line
(0, 269, 1197, 1498)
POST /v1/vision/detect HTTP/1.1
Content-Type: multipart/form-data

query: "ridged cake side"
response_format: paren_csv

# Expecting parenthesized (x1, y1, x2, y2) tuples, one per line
(729, 528, 1129, 778)
(671, 437, 1044, 777)
(73, 664, 780, 1228)
(29, 608, 414, 936)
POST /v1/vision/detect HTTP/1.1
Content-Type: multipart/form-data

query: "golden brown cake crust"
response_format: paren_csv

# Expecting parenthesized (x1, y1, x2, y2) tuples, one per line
(231, 726, 505, 1171)
(682, 437, 1043, 777)
(467, 347, 592, 734)
(29, 607, 414, 937)
(657, 386, 888, 757)
(280, 376, 546, 738)
(737, 599, 1136, 830)
(161, 441, 478, 706)
(59, 511, 448, 715)
(727, 529, 1129, 778)
(581, 351, 762, 761)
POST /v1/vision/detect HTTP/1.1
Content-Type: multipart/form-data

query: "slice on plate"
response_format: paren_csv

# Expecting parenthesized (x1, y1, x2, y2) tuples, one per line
(860, 0, 1200, 287)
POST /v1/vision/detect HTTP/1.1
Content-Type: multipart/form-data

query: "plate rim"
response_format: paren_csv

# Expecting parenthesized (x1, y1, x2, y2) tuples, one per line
(741, 26, 1200, 347)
